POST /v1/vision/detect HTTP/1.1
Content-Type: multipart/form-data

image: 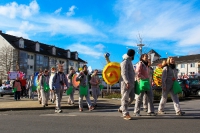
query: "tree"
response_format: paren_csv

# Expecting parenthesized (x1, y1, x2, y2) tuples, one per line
(0, 44, 18, 80)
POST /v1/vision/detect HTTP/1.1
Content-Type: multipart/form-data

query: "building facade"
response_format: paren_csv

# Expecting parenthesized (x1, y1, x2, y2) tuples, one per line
(0, 31, 86, 79)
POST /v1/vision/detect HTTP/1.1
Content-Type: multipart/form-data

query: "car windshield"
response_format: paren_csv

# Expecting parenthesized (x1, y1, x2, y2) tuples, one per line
(189, 79, 200, 85)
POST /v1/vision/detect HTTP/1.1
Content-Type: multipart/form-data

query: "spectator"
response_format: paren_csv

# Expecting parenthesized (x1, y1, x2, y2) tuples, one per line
(13, 77, 21, 101)
(20, 77, 27, 98)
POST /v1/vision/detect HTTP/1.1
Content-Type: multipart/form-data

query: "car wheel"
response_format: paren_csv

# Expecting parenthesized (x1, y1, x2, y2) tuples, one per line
(0, 94, 3, 97)
(197, 90, 200, 96)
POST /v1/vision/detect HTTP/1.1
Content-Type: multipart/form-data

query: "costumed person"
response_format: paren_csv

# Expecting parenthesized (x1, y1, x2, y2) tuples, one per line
(134, 54, 156, 116)
(13, 77, 21, 101)
(142, 58, 154, 112)
(49, 67, 56, 103)
(51, 64, 69, 113)
(27, 75, 34, 99)
(118, 49, 136, 120)
(89, 69, 101, 108)
(158, 57, 185, 115)
(20, 76, 27, 98)
(67, 67, 76, 105)
(39, 69, 50, 107)
(76, 65, 94, 112)
(37, 70, 43, 104)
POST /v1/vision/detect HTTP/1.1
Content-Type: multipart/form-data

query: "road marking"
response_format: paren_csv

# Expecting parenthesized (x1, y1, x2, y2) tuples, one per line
(40, 114, 77, 117)
(0, 114, 8, 115)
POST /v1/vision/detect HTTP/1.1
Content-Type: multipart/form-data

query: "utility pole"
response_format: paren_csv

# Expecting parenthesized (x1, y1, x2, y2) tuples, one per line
(137, 34, 145, 56)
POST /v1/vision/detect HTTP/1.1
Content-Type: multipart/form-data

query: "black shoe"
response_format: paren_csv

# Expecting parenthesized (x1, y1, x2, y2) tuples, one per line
(45, 104, 48, 106)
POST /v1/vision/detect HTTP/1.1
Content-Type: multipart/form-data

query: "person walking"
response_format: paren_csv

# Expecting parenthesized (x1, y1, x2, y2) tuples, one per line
(27, 75, 35, 99)
(39, 69, 50, 107)
(118, 49, 136, 120)
(76, 65, 94, 112)
(67, 67, 76, 105)
(90, 69, 101, 108)
(37, 71, 43, 104)
(20, 77, 27, 98)
(49, 67, 56, 103)
(51, 64, 69, 113)
(134, 54, 156, 116)
(143, 58, 154, 112)
(13, 77, 21, 101)
(158, 57, 185, 116)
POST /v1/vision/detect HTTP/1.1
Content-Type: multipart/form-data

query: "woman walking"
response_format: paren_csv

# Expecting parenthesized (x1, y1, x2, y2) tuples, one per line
(158, 57, 185, 115)
(134, 54, 156, 116)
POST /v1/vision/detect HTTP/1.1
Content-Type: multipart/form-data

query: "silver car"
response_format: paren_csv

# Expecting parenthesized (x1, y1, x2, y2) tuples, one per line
(0, 81, 14, 97)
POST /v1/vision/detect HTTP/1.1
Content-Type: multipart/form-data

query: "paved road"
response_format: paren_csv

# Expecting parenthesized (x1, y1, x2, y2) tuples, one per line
(1, 93, 200, 133)
(0, 113, 200, 133)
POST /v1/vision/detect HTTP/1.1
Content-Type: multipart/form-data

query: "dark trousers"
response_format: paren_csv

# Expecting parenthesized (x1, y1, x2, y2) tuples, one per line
(14, 91, 21, 100)
(21, 86, 27, 97)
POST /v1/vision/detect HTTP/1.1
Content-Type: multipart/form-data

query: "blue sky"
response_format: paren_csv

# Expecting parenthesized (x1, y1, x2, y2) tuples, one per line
(0, 0, 200, 69)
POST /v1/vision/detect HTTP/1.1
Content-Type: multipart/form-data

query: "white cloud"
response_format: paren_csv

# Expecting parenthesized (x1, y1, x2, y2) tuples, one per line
(0, 0, 39, 19)
(6, 30, 29, 39)
(19, 21, 35, 31)
(66, 44, 103, 58)
(94, 44, 105, 51)
(66, 5, 77, 17)
(54, 7, 62, 15)
(113, 0, 200, 49)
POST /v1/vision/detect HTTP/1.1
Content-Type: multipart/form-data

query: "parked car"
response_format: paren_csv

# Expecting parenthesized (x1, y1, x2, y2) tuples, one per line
(187, 78, 200, 96)
(177, 79, 190, 97)
(0, 81, 14, 97)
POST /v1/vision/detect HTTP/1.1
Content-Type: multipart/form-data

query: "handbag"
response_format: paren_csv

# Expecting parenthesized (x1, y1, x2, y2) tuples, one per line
(139, 79, 150, 92)
(79, 85, 88, 96)
(66, 86, 73, 95)
(172, 70, 182, 94)
(43, 82, 50, 92)
(135, 80, 140, 95)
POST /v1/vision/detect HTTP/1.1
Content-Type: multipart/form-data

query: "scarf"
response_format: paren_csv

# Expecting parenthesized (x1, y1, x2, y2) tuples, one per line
(169, 64, 176, 69)
(141, 59, 148, 66)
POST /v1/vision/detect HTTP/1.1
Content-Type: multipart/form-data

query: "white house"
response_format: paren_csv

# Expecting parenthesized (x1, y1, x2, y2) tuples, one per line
(0, 31, 87, 79)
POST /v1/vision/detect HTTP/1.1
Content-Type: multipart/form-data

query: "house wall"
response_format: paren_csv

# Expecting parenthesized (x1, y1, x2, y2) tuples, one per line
(177, 62, 198, 76)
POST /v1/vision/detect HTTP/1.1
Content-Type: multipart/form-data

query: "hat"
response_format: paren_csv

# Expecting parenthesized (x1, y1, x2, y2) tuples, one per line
(127, 49, 135, 57)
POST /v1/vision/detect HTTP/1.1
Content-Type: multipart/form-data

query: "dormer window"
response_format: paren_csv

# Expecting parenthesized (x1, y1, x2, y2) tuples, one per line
(75, 53, 78, 60)
(36, 43, 40, 52)
(19, 38, 24, 48)
(52, 47, 56, 55)
(68, 51, 71, 58)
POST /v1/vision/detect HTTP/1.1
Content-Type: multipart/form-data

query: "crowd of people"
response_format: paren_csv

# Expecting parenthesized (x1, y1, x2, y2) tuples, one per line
(11, 63, 101, 113)
(10, 48, 186, 120)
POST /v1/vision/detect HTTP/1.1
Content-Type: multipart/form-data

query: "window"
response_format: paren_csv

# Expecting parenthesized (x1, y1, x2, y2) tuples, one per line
(36, 55, 48, 71)
(19, 51, 28, 74)
(36, 43, 40, 52)
(19, 38, 24, 48)
(31, 55, 34, 59)
(181, 64, 185, 68)
(190, 63, 195, 68)
(52, 47, 56, 55)
(68, 51, 71, 58)
(27, 55, 30, 59)
(30, 65, 33, 69)
(75, 53, 78, 60)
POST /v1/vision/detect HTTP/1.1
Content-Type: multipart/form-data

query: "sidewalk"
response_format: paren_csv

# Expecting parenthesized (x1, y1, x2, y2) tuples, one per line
(0, 92, 121, 111)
